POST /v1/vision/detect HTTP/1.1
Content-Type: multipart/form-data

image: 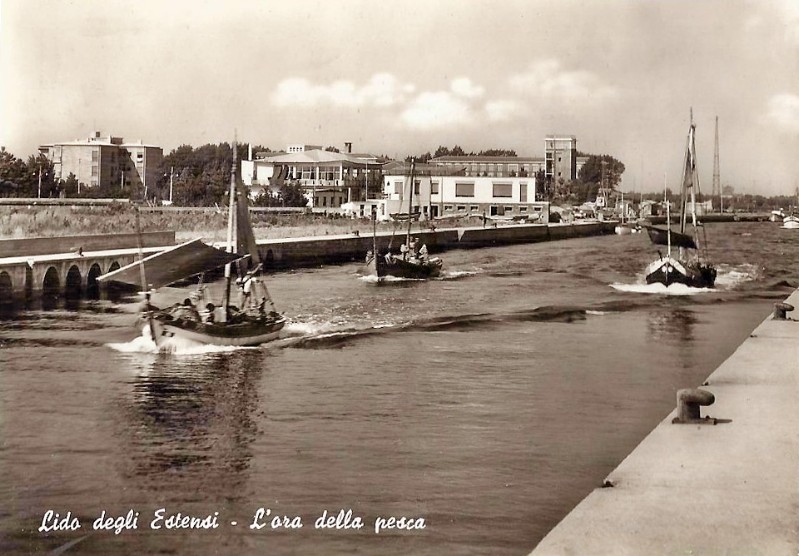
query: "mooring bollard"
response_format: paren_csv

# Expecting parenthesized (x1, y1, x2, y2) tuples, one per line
(672, 388, 715, 424)
(773, 302, 794, 320)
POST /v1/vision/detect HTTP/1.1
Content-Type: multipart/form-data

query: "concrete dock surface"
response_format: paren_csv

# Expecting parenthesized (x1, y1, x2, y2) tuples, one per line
(530, 291, 799, 555)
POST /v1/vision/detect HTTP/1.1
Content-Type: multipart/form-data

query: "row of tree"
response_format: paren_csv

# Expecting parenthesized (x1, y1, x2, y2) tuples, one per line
(0, 142, 792, 211)
(405, 145, 518, 162)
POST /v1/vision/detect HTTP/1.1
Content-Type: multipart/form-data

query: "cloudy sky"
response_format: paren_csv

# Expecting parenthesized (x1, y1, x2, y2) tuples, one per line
(1, 0, 798, 194)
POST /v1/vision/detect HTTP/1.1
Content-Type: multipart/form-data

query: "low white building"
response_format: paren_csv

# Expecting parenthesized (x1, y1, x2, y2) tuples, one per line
(378, 161, 547, 220)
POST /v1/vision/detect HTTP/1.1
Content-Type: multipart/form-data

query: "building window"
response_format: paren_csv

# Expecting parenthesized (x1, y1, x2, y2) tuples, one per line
(394, 181, 404, 195)
(431, 181, 439, 194)
(455, 182, 474, 197)
(456, 205, 466, 211)
(519, 206, 528, 213)
(414, 180, 420, 195)
(91, 166, 98, 176)
(504, 206, 514, 212)
(520, 183, 527, 203)
(91, 151, 99, 161)
(444, 205, 453, 210)
(492, 183, 512, 198)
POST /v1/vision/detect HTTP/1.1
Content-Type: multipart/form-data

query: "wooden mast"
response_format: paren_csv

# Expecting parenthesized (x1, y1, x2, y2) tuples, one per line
(222, 138, 238, 319)
(406, 158, 415, 255)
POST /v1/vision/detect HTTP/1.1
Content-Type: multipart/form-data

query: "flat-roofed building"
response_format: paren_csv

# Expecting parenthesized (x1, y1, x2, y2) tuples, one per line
(376, 160, 547, 221)
(430, 155, 544, 179)
(38, 131, 163, 191)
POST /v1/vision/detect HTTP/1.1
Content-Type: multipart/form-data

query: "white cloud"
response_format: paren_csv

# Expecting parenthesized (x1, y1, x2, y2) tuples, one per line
(271, 73, 413, 108)
(400, 91, 472, 130)
(484, 99, 522, 122)
(509, 59, 618, 103)
(451, 77, 485, 99)
(767, 93, 799, 132)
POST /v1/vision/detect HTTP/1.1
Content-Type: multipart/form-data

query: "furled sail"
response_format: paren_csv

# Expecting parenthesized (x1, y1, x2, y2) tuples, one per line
(97, 238, 241, 289)
(643, 225, 697, 250)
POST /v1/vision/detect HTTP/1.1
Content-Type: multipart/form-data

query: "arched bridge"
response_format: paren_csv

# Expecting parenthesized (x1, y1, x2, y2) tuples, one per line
(0, 232, 173, 302)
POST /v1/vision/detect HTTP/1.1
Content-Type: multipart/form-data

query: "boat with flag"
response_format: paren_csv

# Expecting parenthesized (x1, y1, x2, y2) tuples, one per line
(643, 111, 716, 288)
(365, 158, 443, 281)
(98, 141, 286, 347)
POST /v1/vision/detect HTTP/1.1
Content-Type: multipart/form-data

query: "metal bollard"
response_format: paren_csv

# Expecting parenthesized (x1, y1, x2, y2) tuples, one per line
(672, 388, 716, 424)
(773, 302, 794, 320)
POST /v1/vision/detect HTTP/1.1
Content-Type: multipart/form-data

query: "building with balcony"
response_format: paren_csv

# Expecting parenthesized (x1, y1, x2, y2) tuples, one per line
(38, 131, 162, 191)
(241, 148, 383, 208)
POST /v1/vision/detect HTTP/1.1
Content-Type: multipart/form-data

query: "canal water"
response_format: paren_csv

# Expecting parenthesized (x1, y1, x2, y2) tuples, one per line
(1, 221, 796, 555)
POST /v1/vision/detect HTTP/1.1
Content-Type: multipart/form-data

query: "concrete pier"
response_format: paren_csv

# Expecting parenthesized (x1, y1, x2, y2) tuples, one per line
(0, 222, 614, 299)
(530, 291, 799, 555)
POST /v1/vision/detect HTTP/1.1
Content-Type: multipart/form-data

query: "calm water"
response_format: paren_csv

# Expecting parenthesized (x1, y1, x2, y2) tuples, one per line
(1, 222, 797, 555)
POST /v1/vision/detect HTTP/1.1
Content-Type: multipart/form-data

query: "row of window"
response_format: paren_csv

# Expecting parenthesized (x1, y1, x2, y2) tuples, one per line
(390, 181, 529, 199)
(443, 205, 542, 213)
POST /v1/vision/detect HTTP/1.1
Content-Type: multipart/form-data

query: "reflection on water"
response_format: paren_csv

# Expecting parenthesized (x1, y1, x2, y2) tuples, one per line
(0, 222, 795, 555)
(647, 306, 697, 343)
(120, 351, 266, 500)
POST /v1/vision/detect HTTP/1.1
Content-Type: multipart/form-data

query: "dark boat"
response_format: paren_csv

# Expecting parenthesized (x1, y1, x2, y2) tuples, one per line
(99, 141, 286, 347)
(644, 110, 716, 289)
(365, 158, 443, 281)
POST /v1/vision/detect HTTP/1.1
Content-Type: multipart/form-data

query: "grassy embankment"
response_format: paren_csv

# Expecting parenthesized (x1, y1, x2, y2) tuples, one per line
(0, 205, 485, 243)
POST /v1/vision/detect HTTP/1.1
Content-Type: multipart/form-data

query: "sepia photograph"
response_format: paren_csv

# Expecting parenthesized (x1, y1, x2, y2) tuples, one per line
(1, 0, 797, 554)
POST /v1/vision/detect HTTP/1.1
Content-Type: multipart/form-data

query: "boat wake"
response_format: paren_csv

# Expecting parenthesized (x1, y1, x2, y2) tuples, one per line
(438, 270, 479, 280)
(713, 263, 761, 289)
(359, 269, 479, 284)
(609, 283, 713, 295)
(107, 325, 249, 355)
(611, 262, 761, 295)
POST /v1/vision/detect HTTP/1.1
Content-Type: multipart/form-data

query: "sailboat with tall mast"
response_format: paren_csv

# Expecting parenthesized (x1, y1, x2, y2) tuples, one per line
(365, 158, 443, 280)
(99, 140, 286, 347)
(643, 110, 716, 288)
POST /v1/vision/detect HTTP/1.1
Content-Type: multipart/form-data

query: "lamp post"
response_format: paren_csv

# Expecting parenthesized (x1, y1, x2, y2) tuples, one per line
(37, 162, 42, 198)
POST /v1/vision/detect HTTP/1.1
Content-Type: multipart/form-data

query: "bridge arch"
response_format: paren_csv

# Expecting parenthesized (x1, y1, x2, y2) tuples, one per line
(86, 263, 102, 299)
(0, 271, 12, 304)
(42, 267, 60, 297)
(108, 261, 121, 273)
(65, 265, 82, 298)
(265, 249, 275, 267)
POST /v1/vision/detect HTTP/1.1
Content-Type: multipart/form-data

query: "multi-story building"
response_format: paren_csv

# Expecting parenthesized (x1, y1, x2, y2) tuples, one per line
(240, 147, 382, 208)
(370, 160, 547, 221)
(430, 155, 543, 179)
(38, 132, 163, 191)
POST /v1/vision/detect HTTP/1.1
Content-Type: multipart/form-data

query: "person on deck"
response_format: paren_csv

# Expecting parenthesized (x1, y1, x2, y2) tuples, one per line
(418, 243, 429, 262)
(172, 298, 200, 321)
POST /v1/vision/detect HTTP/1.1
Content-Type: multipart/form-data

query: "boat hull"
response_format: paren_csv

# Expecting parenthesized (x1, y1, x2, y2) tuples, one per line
(366, 253, 443, 280)
(783, 216, 799, 229)
(645, 257, 716, 288)
(147, 314, 286, 347)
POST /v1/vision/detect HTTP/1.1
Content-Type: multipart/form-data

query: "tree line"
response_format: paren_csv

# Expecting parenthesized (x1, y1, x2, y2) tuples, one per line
(0, 143, 793, 210)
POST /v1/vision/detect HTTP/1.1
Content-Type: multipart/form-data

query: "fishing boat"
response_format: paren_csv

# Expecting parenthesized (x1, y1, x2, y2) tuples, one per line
(643, 111, 716, 288)
(614, 191, 638, 235)
(783, 215, 799, 229)
(782, 189, 799, 228)
(365, 158, 443, 280)
(98, 141, 286, 347)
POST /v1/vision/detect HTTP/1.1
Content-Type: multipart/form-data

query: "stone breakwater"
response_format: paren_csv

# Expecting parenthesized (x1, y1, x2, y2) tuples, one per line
(251, 221, 615, 269)
(0, 222, 614, 301)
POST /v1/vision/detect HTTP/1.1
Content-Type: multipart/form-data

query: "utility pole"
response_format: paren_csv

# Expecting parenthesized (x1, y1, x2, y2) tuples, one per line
(169, 166, 174, 203)
(712, 116, 721, 213)
(37, 162, 42, 198)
